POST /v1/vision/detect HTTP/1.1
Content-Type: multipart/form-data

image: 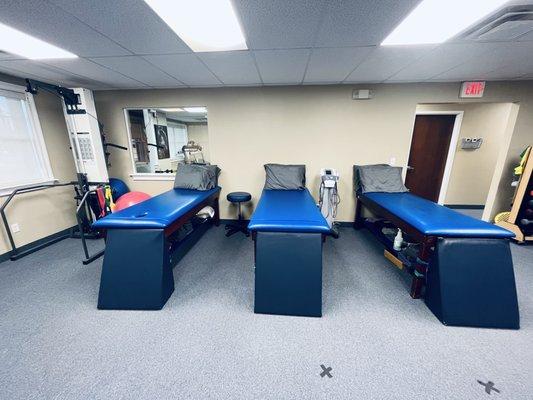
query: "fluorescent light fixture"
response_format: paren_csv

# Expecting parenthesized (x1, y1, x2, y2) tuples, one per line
(159, 108, 185, 112)
(144, 0, 247, 52)
(184, 107, 207, 113)
(0, 22, 77, 59)
(382, 0, 510, 45)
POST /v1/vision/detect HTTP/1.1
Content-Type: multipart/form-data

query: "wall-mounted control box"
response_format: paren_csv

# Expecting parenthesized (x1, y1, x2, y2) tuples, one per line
(461, 137, 483, 149)
(352, 89, 373, 100)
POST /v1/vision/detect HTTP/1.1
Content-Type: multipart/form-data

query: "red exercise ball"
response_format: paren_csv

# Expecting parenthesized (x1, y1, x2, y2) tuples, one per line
(114, 191, 151, 212)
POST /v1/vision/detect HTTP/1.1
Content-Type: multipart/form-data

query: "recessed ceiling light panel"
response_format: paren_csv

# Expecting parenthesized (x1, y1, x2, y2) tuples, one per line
(0, 23, 77, 59)
(145, 0, 247, 52)
(382, 0, 510, 45)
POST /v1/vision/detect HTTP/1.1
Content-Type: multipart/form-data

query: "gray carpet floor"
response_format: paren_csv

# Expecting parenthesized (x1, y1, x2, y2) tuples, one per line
(0, 227, 532, 400)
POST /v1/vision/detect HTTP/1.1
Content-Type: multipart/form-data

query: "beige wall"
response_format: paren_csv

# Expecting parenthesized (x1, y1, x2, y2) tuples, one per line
(94, 82, 533, 222)
(488, 104, 532, 220)
(416, 103, 514, 205)
(2, 77, 530, 257)
(0, 74, 77, 255)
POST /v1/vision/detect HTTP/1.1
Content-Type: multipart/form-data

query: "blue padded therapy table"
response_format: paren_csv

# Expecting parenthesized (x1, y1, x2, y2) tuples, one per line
(93, 187, 220, 310)
(355, 191, 520, 329)
(248, 189, 330, 317)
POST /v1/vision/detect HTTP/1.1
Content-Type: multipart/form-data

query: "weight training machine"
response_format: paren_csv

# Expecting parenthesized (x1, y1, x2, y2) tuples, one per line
(495, 145, 533, 244)
(1, 79, 127, 264)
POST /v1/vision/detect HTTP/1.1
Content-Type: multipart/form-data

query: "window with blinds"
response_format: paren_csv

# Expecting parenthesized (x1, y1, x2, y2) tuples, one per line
(0, 82, 54, 193)
(167, 122, 188, 160)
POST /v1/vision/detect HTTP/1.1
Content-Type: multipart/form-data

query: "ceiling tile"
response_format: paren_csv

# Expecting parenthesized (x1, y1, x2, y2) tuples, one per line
(461, 58, 533, 81)
(197, 51, 261, 85)
(0, 59, 101, 87)
(89, 56, 183, 87)
(253, 49, 310, 84)
(517, 27, 533, 41)
(233, 0, 327, 49)
(0, 51, 24, 61)
(304, 47, 374, 83)
(315, 0, 420, 47)
(0, 63, 49, 84)
(48, 0, 191, 55)
(480, 66, 533, 80)
(516, 73, 533, 80)
(431, 64, 496, 81)
(142, 54, 221, 86)
(0, 0, 130, 57)
(431, 42, 533, 81)
(43, 58, 149, 88)
(345, 46, 433, 82)
(388, 43, 493, 82)
(0, 0, 531, 87)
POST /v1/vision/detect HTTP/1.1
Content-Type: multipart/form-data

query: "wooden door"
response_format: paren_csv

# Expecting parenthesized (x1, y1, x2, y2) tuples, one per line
(405, 114, 456, 202)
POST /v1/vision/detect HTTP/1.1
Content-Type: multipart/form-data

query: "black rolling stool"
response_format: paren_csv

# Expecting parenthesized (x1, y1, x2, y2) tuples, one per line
(225, 192, 251, 237)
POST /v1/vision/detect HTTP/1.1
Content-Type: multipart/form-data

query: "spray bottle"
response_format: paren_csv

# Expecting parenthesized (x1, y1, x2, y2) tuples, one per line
(393, 229, 403, 251)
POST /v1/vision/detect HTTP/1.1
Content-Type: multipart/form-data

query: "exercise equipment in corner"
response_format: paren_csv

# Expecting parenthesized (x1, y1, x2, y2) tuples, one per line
(0, 79, 129, 265)
(495, 145, 533, 244)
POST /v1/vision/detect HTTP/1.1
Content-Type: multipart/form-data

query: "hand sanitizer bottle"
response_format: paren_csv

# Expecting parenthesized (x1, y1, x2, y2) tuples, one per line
(393, 229, 403, 251)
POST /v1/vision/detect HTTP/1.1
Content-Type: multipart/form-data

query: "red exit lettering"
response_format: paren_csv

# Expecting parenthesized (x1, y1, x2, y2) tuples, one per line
(460, 81, 485, 98)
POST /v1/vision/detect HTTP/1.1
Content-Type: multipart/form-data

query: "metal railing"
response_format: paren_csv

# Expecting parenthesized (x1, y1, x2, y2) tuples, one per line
(1, 182, 76, 260)
(1, 181, 105, 264)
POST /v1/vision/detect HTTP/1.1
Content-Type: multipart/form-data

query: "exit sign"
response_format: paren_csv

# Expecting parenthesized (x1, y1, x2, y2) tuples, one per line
(460, 81, 485, 98)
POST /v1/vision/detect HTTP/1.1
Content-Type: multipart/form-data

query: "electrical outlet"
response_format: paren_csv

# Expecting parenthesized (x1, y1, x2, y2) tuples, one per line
(389, 157, 396, 166)
(11, 223, 20, 233)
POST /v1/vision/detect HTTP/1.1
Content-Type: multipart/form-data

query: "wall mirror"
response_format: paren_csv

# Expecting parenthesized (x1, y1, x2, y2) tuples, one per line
(124, 106, 209, 176)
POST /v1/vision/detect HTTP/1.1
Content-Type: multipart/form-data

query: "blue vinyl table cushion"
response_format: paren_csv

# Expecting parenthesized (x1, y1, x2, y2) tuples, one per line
(93, 187, 220, 229)
(363, 192, 514, 238)
(248, 189, 330, 234)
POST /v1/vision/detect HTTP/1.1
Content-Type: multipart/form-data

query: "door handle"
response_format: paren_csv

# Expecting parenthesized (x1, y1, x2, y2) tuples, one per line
(406, 166, 414, 171)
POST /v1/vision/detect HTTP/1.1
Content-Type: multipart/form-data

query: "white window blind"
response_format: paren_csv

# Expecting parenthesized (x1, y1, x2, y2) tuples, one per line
(0, 83, 54, 192)
(167, 122, 188, 159)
